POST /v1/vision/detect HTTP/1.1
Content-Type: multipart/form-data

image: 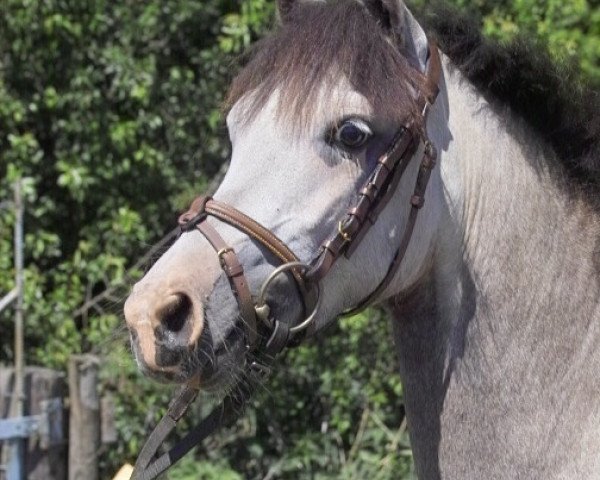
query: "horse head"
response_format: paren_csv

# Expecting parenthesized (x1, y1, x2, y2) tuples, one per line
(123, 0, 444, 389)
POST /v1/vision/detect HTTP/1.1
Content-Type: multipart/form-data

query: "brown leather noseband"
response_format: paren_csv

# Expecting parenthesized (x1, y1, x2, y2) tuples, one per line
(132, 42, 441, 480)
(177, 196, 312, 351)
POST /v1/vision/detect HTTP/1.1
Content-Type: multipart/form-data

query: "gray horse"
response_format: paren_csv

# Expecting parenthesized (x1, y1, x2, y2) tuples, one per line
(124, 0, 600, 478)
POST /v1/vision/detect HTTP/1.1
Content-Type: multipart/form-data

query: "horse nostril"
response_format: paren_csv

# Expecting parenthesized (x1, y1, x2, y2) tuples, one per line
(158, 293, 193, 333)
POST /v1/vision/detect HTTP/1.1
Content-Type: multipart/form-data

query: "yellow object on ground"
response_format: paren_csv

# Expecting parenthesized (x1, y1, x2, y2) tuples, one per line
(112, 463, 134, 480)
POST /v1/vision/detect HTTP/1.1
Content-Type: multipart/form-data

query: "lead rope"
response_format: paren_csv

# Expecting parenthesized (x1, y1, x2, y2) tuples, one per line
(132, 322, 293, 480)
(131, 350, 280, 480)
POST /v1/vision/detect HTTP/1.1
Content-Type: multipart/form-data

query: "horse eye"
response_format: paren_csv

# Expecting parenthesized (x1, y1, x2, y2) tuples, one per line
(334, 120, 372, 148)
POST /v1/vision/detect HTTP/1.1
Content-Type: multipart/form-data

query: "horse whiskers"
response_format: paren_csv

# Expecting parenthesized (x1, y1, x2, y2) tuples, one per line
(204, 370, 241, 399)
(224, 385, 248, 418)
(225, 359, 277, 403)
(199, 348, 215, 369)
(220, 318, 245, 357)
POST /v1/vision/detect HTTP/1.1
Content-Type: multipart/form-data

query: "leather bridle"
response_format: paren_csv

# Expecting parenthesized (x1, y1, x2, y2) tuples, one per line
(131, 41, 441, 480)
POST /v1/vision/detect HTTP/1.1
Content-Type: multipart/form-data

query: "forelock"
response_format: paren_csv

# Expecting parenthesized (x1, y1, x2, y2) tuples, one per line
(225, 0, 424, 129)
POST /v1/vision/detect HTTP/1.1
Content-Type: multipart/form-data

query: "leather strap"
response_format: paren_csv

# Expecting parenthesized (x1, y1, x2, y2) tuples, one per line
(179, 196, 309, 307)
(132, 383, 200, 478)
(180, 197, 300, 271)
(307, 43, 441, 312)
(197, 221, 258, 348)
(207, 201, 299, 266)
(131, 325, 290, 480)
(305, 127, 418, 282)
(342, 141, 437, 315)
(423, 40, 442, 106)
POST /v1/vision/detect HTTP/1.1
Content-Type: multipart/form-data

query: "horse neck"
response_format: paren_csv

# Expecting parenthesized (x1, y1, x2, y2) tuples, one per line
(390, 59, 600, 480)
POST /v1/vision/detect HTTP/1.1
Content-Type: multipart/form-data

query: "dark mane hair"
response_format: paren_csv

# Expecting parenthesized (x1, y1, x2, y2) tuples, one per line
(226, 1, 425, 127)
(227, 0, 599, 196)
(420, 3, 600, 193)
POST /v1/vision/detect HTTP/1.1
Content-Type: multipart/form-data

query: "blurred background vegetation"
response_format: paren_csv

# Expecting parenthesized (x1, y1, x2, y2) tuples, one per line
(0, 0, 598, 478)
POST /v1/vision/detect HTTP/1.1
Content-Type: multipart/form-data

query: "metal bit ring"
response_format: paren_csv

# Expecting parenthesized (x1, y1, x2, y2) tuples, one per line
(255, 261, 321, 333)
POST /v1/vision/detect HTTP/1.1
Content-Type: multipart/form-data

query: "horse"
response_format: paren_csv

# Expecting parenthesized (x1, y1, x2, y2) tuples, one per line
(123, 0, 600, 478)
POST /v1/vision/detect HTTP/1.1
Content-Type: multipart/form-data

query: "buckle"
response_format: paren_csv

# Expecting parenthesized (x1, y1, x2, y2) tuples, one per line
(217, 247, 234, 264)
(217, 247, 234, 258)
(338, 221, 352, 243)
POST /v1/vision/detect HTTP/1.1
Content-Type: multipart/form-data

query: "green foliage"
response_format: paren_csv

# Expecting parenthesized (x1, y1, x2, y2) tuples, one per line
(0, 0, 274, 366)
(214, 310, 414, 479)
(483, 0, 599, 81)
(414, 0, 600, 83)
(0, 0, 597, 478)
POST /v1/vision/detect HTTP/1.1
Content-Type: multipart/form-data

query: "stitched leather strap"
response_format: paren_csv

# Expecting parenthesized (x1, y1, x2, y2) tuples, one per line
(307, 43, 441, 311)
(179, 197, 308, 303)
(180, 197, 299, 267)
(343, 141, 437, 315)
(207, 201, 299, 265)
(197, 221, 258, 347)
(306, 126, 418, 282)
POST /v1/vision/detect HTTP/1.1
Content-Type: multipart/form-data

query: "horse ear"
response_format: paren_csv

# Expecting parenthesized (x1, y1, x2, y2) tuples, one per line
(277, 0, 296, 22)
(364, 0, 429, 72)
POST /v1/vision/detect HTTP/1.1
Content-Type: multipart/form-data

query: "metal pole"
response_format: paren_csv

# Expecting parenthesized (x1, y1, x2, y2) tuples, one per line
(14, 179, 25, 418)
(7, 179, 26, 480)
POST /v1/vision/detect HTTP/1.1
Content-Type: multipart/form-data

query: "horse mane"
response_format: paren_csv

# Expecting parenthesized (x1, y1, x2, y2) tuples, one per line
(227, 0, 599, 197)
(225, 0, 424, 128)
(420, 4, 600, 196)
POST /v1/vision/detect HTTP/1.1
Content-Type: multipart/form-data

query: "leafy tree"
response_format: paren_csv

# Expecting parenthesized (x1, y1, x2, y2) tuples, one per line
(0, 0, 274, 366)
(460, 0, 599, 81)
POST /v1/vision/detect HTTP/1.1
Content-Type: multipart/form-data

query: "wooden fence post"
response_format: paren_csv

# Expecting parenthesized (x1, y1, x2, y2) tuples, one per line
(68, 355, 100, 480)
